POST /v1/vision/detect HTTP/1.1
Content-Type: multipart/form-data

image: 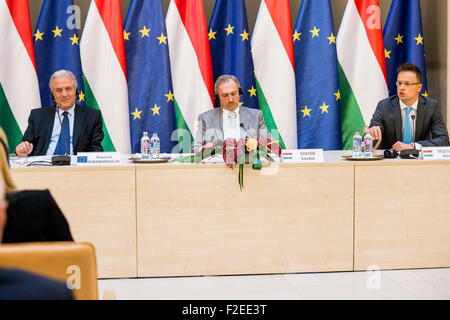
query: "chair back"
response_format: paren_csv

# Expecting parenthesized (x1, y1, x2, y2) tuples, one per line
(0, 242, 98, 300)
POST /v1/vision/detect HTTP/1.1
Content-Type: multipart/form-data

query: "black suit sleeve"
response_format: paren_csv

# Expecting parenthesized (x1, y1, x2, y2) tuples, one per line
(0, 269, 73, 300)
(416, 101, 450, 147)
(90, 110, 104, 152)
(369, 100, 386, 132)
(21, 110, 40, 147)
(3, 190, 74, 243)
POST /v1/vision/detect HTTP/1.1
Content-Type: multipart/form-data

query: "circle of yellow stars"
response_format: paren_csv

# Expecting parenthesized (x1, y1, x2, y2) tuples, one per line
(34, 26, 81, 46)
(385, 33, 428, 97)
(292, 26, 336, 45)
(208, 23, 258, 104)
(123, 26, 169, 46)
(33, 26, 85, 103)
(298, 91, 340, 119)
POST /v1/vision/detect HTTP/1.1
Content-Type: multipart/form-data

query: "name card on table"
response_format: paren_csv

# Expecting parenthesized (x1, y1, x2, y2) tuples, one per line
(77, 152, 121, 166)
(281, 149, 324, 163)
(422, 147, 450, 160)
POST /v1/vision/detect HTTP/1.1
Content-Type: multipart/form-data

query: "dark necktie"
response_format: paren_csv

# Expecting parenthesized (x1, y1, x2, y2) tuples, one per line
(54, 111, 70, 155)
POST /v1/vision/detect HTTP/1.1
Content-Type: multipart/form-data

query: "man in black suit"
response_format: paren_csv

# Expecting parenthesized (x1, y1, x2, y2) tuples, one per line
(15, 70, 104, 157)
(369, 63, 449, 151)
(0, 176, 73, 300)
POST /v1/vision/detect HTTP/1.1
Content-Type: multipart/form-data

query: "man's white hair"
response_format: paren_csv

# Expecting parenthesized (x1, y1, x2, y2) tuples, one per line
(49, 70, 78, 92)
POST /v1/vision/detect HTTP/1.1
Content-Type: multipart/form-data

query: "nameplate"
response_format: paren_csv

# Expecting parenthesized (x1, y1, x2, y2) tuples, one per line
(77, 152, 121, 166)
(281, 149, 324, 163)
(421, 147, 450, 160)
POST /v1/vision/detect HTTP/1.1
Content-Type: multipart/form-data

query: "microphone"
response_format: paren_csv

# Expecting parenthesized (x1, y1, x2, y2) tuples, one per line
(51, 106, 71, 166)
(400, 113, 419, 159)
(240, 123, 249, 139)
(411, 114, 416, 149)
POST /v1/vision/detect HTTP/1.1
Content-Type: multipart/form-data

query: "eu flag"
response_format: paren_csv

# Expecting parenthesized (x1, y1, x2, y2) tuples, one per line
(34, 0, 85, 107)
(294, 0, 342, 150)
(209, 0, 258, 109)
(124, 0, 177, 154)
(384, 0, 428, 97)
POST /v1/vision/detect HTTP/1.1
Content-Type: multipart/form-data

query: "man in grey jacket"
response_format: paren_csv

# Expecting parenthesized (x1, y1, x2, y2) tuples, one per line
(193, 75, 269, 152)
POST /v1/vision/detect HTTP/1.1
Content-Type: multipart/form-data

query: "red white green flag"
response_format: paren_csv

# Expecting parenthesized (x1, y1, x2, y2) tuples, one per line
(81, 0, 131, 153)
(251, 0, 297, 149)
(0, 0, 41, 149)
(166, 0, 214, 149)
(337, 0, 389, 149)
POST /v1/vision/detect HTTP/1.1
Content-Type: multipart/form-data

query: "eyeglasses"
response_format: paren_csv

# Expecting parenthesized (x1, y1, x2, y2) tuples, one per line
(395, 81, 421, 87)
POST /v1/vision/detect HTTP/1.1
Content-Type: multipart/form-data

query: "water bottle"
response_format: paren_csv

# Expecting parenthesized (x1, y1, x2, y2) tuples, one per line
(141, 132, 151, 159)
(352, 130, 362, 158)
(150, 133, 160, 159)
(363, 132, 374, 157)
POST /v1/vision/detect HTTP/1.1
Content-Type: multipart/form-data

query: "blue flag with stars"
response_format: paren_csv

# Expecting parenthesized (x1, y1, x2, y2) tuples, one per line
(124, 0, 177, 154)
(208, 0, 258, 109)
(384, 0, 428, 97)
(294, 0, 342, 150)
(34, 0, 85, 107)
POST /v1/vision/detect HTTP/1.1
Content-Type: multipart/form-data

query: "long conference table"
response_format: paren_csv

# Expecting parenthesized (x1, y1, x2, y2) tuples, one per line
(10, 151, 450, 278)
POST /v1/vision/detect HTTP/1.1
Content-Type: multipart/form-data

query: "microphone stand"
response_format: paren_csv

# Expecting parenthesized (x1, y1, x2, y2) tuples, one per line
(400, 113, 420, 159)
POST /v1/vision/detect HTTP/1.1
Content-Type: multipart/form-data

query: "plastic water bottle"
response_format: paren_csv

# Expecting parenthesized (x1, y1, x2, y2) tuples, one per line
(352, 130, 362, 158)
(141, 132, 150, 159)
(363, 132, 374, 158)
(150, 133, 160, 159)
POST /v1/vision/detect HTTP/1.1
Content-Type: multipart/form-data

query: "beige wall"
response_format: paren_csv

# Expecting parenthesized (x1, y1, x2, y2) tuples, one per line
(28, 0, 448, 125)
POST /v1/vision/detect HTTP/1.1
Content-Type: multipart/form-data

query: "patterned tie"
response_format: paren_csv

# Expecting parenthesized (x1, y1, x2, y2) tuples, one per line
(54, 111, 70, 155)
(228, 111, 237, 128)
(403, 107, 413, 144)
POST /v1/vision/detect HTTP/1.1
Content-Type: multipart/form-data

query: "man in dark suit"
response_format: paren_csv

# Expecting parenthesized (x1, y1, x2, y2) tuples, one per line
(15, 70, 104, 157)
(369, 63, 449, 151)
(193, 75, 269, 151)
(0, 175, 73, 300)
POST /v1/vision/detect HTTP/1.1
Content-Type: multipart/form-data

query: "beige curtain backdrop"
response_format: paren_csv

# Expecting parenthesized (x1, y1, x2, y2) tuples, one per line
(28, 0, 448, 126)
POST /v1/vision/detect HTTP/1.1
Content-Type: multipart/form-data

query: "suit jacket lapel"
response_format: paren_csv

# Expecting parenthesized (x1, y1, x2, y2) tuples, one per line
(72, 105, 85, 151)
(415, 96, 425, 139)
(42, 107, 57, 154)
(239, 107, 250, 138)
(392, 98, 403, 142)
(212, 108, 224, 140)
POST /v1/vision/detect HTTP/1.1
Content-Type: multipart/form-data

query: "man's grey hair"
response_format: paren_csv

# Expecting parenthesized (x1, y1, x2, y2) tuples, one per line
(49, 70, 78, 92)
(214, 75, 240, 94)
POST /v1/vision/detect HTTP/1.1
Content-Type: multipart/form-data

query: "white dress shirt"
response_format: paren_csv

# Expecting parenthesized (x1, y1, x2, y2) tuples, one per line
(399, 99, 421, 148)
(46, 105, 75, 155)
(222, 107, 241, 141)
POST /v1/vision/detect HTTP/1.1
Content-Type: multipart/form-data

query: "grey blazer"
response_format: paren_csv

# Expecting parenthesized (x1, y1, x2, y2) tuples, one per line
(193, 106, 269, 151)
(369, 96, 449, 149)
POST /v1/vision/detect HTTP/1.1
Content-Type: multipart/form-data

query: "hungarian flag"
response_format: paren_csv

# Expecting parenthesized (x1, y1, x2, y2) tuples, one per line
(166, 0, 214, 151)
(337, 0, 389, 149)
(252, 0, 297, 149)
(80, 0, 131, 153)
(0, 0, 41, 149)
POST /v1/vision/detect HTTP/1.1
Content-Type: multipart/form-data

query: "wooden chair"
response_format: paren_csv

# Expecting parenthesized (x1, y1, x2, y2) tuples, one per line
(0, 242, 98, 300)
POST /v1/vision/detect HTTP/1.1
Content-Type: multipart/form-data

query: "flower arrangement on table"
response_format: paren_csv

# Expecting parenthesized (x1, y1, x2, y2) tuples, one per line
(175, 138, 281, 191)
